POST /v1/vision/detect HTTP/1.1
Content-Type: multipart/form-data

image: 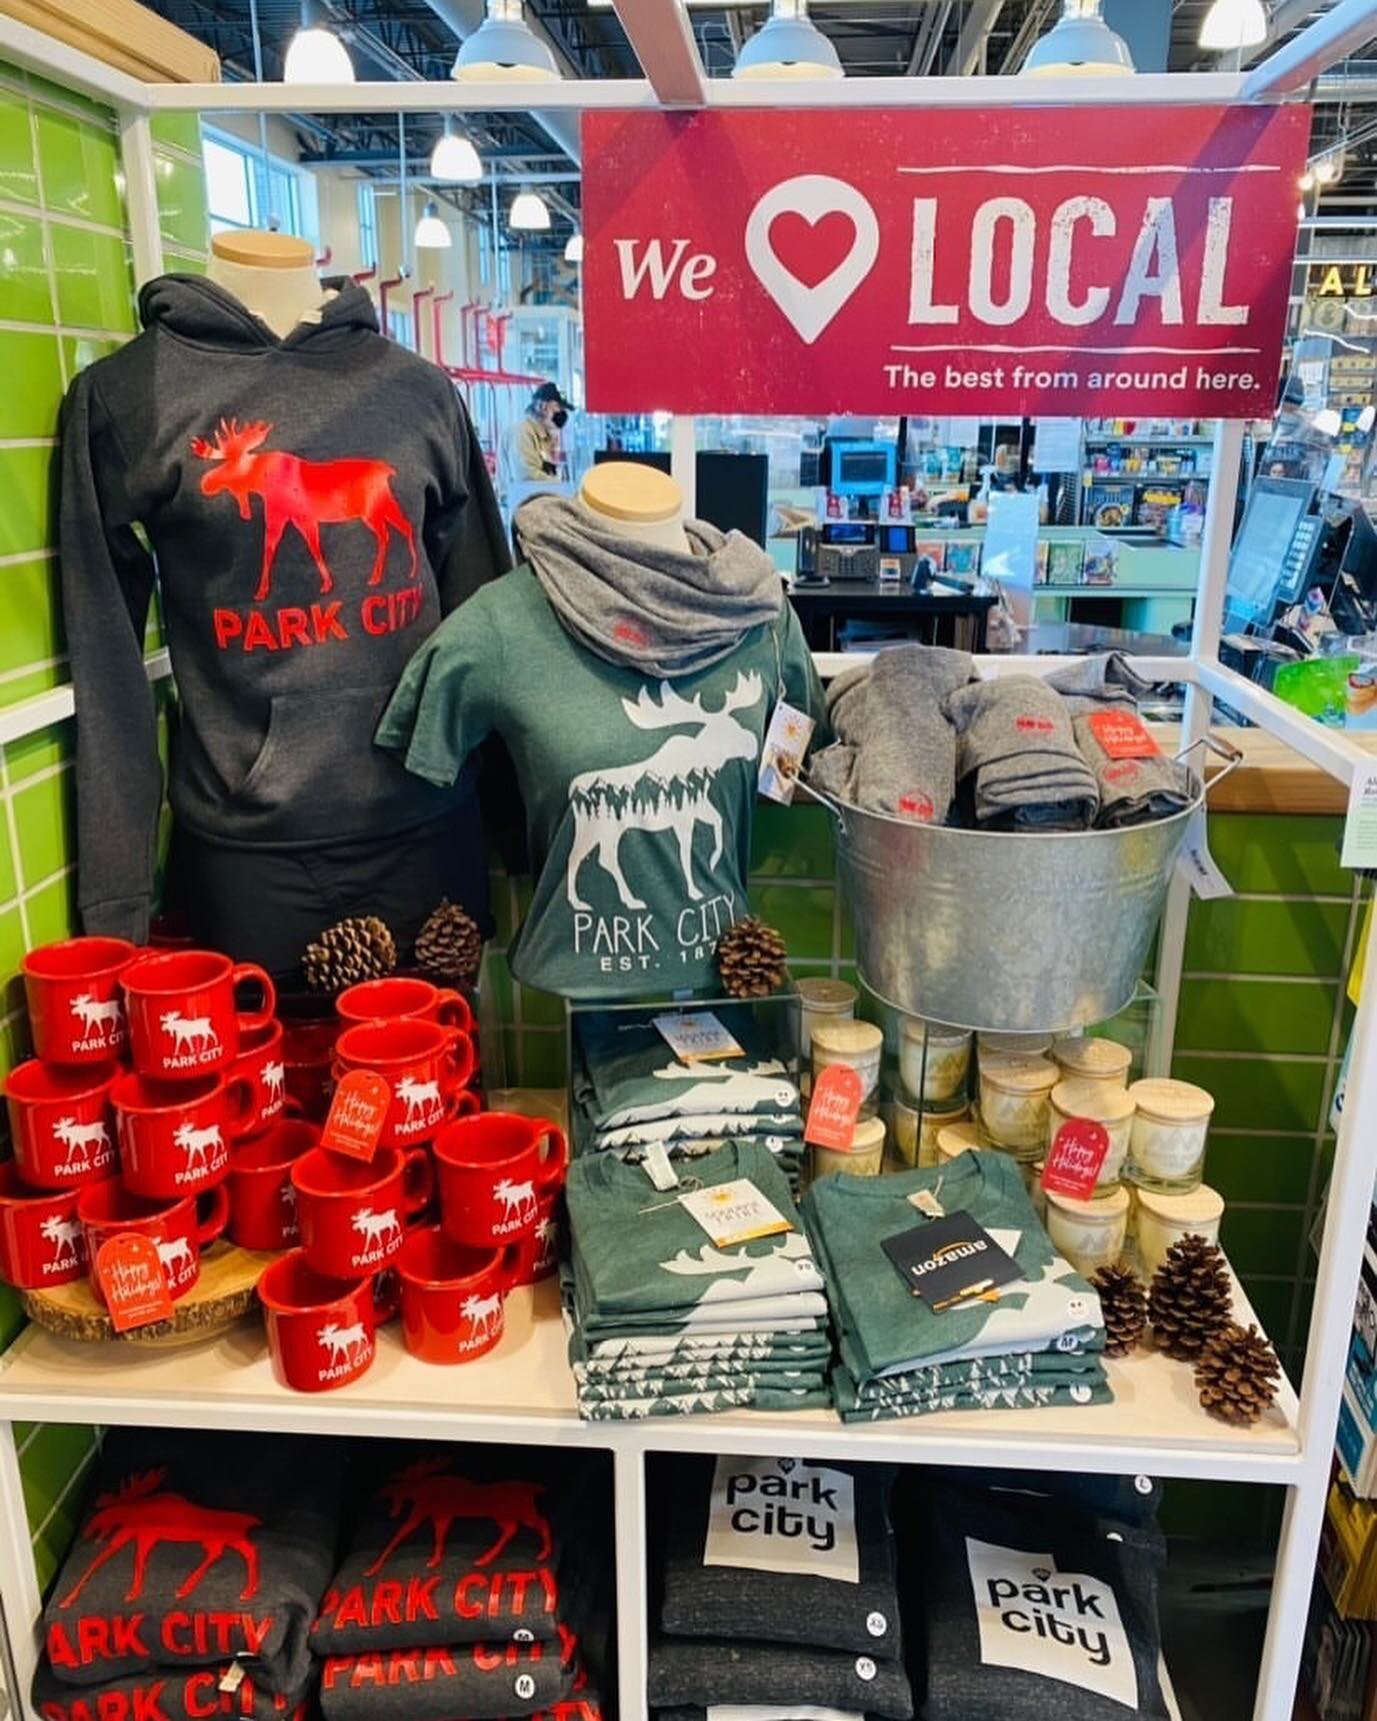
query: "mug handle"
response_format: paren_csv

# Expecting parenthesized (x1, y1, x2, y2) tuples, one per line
(452, 1089, 482, 1120)
(533, 1124, 568, 1195)
(224, 1073, 257, 1143)
(399, 1148, 434, 1217)
(372, 1268, 400, 1324)
(232, 964, 277, 1031)
(441, 1028, 476, 1094)
(497, 1240, 524, 1292)
(434, 989, 474, 1036)
(195, 1184, 230, 1247)
(282, 1096, 306, 1120)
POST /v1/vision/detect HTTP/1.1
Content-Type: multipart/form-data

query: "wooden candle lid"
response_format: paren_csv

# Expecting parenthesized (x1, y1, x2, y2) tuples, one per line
(1127, 1077, 1216, 1123)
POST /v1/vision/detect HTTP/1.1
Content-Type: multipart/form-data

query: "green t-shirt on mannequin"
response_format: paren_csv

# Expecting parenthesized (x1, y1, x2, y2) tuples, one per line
(377, 501, 823, 999)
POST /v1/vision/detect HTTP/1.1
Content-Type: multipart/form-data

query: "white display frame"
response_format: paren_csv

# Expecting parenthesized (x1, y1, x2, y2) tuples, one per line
(3, 8, 1377, 1718)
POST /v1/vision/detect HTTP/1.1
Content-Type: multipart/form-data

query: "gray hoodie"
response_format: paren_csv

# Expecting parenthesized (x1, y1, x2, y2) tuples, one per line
(59, 275, 510, 944)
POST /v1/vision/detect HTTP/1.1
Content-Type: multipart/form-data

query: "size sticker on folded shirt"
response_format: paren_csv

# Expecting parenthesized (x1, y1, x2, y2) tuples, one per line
(321, 1070, 392, 1162)
(1086, 710, 1161, 759)
(679, 1178, 792, 1247)
(1041, 1118, 1111, 1201)
(705, 1456, 859, 1583)
(805, 1065, 863, 1150)
(654, 1010, 745, 1063)
(758, 700, 816, 806)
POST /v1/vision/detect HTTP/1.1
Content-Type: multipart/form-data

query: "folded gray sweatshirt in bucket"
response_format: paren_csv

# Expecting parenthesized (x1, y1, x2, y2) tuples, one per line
(1073, 714, 1194, 828)
(943, 676, 1099, 830)
(1046, 652, 1154, 708)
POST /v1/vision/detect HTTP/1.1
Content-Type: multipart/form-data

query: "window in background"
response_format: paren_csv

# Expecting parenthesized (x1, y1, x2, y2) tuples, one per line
(357, 183, 378, 271)
(203, 134, 253, 230)
(202, 127, 314, 246)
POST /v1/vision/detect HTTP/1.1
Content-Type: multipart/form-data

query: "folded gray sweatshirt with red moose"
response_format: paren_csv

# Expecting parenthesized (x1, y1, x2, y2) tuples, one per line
(32, 1660, 313, 1721)
(312, 1446, 602, 1656)
(317, 1639, 580, 1721)
(43, 1430, 345, 1692)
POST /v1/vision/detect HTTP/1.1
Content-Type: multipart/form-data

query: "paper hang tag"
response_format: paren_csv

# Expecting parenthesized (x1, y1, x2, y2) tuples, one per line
(758, 700, 816, 806)
(1175, 806, 1232, 901)
(805, 1065, 864, 1151)
(881, 1211, 1023, 1310)
(680, 1178, 792, 1247)
(908, 1188, 947, 1219)
(1086, 709, 1161, 760)
(218, 1664, 247, 1696)
(654, 1010, 745, 1064)
(643, 1140, 681, 1192)
(321, 1070, 392, 1162)
(1041, 1118, 1111, 1201)
(97, 1234, 175, 1332)
(1342, 762, 1377, 869)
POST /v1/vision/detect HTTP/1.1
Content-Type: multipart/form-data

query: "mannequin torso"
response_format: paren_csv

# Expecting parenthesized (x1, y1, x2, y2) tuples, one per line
(207, 230, 326, 338)
(579, 460, 691, 554)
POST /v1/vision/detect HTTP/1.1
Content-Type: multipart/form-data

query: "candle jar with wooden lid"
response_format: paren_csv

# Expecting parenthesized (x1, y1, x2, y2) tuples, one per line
(812, 1020, 884, 1119)
(1126, 1078, 1215, 1193)
(1050, 1035, 1134, 1096)
(979, 1055, 1059, 1152)
(1134, 1184, 1225, 1275)
(1047, 1079, 1136, 1194)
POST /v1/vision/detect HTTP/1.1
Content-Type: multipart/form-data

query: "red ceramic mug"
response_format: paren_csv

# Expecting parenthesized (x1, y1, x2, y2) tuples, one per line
(3, 1059, 119, 1189)
(258, 1250, 376, 1392)
(333, 1019, 475, 1147)
(121, 949, 276, 1080)
(397, 1226, 521, 1364)
(337, 976, 475, 1038)
(433, 1111, 568, 1249)
(78, 1178, 229, 1303)
(111, 1070, 250, 1200)
(0, 1162, 95, 1288)
(290, 1144, 433, 1279)
(281, 1018, 339, 1122)
(228, 1118, 319, 1252)
(229, 1019, 299, 1142)
(22, 936, 135, 1066)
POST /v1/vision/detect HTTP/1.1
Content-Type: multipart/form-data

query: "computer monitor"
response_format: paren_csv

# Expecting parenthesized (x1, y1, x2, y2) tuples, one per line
(830, 440, 897, 499)
(1226, 476, 1317, 627)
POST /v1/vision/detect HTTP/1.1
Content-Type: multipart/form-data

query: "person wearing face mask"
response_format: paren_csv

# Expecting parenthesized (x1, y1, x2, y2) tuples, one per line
(505, 381, 571, 493)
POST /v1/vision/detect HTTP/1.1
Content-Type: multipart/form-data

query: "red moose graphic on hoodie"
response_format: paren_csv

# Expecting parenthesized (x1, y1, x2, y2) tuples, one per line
(190, 419, 419, 602)
(58, 1468, 262, 1607)
(364, 1459, 553, 1578)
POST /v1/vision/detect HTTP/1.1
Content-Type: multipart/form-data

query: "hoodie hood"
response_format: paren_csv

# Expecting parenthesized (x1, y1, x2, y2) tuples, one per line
(138, 274, 379, 350)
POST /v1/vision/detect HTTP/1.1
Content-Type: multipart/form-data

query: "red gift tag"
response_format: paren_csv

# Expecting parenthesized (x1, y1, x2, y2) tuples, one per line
(1086, 709, 1161, 760)
(1041, 1118, 1111, 1201)
(97, 1234, 175, 1332)
(805, 1065, 864, 1151)
(321, 1070, 392, 1163)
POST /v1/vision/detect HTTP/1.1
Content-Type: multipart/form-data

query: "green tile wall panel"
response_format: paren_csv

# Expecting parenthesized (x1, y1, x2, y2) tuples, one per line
(0, 207, 54, 323)
(0, 558, 64, 687)
(155, 148, 209, 252)
(0, 332, 62, 438)
(12, 769, 71, 891)
(49, 224, 135, 331)
(1220, 1207, 1307, 1279)
(150, 112, 202, 154)
(1208, 814, 1348, 896)
(1171, 1053, 1327, 1134)
(1175, 977, 1339, 1056)
(34, 107, 122, 228)
(0, 88, 38, 204)
(1183, 897, 1349, 978)
(1204, 1134, 1315, 1206)
(0, 444, 53, 560)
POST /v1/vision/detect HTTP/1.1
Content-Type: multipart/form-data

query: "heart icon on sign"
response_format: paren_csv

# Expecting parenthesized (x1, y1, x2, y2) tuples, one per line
(1032, 1568, 1052, 1583)
(778, 1457, 796, 1473)
(745, 175, 880, 346)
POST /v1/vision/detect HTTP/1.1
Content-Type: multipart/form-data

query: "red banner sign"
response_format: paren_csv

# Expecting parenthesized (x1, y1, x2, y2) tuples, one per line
(582, 104, 1309, 418)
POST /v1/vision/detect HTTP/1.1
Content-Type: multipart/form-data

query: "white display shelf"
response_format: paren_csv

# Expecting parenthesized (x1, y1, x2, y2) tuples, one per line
(0, 1267, 1300, 1482)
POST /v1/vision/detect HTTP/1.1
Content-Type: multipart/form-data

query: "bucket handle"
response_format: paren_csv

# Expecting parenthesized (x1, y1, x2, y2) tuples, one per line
(1174, 732, 1243, 790)
(802, 778, 849, 838)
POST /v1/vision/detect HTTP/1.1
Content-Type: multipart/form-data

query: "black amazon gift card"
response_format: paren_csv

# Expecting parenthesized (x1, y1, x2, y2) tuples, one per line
(882, 1210, 1023, 1311)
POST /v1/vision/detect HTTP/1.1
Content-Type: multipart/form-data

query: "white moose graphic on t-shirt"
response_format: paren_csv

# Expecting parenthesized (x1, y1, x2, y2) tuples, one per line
(565, 671, 764, 912)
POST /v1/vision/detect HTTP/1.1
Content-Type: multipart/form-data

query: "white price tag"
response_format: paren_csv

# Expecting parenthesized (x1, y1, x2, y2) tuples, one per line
(1342, 761, 1377, 868)
(653, 1010, 744, 1063)
(907, 1188, 947, 1219)
(643, 1140, 680, 1192)
(680, 1178, 792, 1247)
(1178, 807, 1233, 900)
(758, 700, 816, 806)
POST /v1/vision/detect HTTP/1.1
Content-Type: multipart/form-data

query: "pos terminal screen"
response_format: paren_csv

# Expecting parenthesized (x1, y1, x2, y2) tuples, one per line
(1226, 478, 1316, 625)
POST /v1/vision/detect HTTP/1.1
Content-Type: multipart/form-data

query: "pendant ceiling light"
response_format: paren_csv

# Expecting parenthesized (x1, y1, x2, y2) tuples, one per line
(430, 119, 483, 184)
(510, 189, 550, 231)
(415, 200, 452, 249)
(283, 0, 355, 83)
(564, 233, 584, 264)
(1198, 0, 1268, 50)
(453, 0, 559, 81)
(733, 0, 842, 80)
(1021, 0, 1135, 77)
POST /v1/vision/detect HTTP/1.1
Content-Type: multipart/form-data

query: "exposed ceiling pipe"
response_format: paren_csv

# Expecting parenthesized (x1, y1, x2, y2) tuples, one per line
(419, 0, 582, 162)
(948, 0, 1006, 76)
(1242, 0, 1330, 64)
(1317, 69, 1377, 97)
(1241, 0, 1377, 98)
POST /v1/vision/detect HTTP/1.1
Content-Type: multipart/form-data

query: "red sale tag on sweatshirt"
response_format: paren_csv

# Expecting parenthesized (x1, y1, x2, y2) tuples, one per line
(1041, 1119, 1111, 1201)
(805, 1065, 864, 1151)
(1086, 710, 1161, 760)
(321, 1070, 391, 1162)
(97, 1235, 175, 1332)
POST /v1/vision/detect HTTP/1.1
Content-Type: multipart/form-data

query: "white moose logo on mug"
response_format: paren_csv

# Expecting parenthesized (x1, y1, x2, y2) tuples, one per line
(160, 1011, 219, 1056)
(51, 1117, 111, 1168)
(460, 1292, 502, 1340)
(493, 1179, 537, 1230)
(40, 1216, 83, 1268)
(262, 1060, 286, 1107)
(70, 994, 123, 1042)
(351, 1207, 401, 1259)
(173, 1121, 224, 1177)
(394, 1076, 442, 1130)
(318, 1321, 370, 1366)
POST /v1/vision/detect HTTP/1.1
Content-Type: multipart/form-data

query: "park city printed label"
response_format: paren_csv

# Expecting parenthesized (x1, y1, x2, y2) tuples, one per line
(965, 1537, 1138, 1710)
(704, 1456, 858, 1583)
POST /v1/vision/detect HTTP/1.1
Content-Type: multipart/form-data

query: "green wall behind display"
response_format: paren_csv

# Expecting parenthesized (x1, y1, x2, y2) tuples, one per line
(0, 59, 207, 1592)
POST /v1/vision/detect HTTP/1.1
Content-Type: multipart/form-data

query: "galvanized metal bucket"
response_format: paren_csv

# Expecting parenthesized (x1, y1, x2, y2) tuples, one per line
(807, 736, 1239, 1035)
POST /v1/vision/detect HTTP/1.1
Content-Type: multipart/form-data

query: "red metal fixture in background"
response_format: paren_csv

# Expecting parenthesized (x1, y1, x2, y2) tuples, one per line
(412, 285, 435, 358)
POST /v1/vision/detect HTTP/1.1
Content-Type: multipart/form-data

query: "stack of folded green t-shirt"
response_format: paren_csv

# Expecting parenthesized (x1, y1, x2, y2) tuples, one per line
(649, 1453, 913, 1719)
(572, 1011, 805, 1190)
(803, 1149, 1110, 1421)
(563, 1140, 832, 1419)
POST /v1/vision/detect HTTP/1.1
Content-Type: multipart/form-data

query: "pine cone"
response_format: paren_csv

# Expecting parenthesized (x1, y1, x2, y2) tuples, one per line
(302, 915, 397, 995)
(415, 899, 483, 985)
(715, 917, 789, 999)
(1148, 1234, 1233, 1360)
(1090, 1262, 1147, 1358)
(1195, 1322, 1282, 1425)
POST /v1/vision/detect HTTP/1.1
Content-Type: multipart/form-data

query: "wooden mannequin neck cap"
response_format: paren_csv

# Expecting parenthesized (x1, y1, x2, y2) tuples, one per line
(210, 230, 316, 270)
(580, 461, 683, 525)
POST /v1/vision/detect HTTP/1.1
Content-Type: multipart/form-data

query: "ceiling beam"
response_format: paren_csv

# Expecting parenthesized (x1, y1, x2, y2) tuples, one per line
(1242, 0, 1330, 65)
(948, 0, 1007, 76)
(1241, 0, 1377, 97)
(609, 0, 708, 102)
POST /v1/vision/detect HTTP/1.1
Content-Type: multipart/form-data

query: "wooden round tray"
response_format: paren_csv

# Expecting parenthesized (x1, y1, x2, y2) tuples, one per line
(22, 1241, 279, 1347)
